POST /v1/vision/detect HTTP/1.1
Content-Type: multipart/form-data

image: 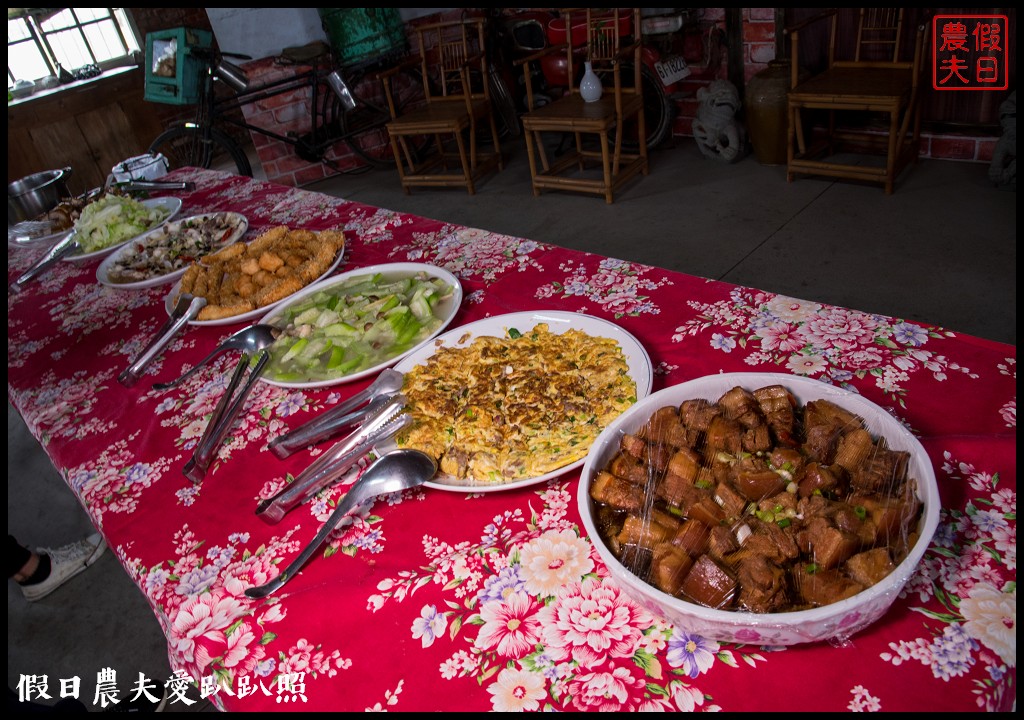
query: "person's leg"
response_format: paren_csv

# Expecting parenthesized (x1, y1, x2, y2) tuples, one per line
(8, 535, 39, 580)
(9, 533, 106, 602)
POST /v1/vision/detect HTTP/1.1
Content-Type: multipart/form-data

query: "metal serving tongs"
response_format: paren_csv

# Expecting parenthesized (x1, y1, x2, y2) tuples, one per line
(102, 172, 196, 195)
(267, 368, 405, 459)
(255, 393, 410, 524)
(9, 231, 80, 293)
(115, 180, 196, 193)
(183, 349, 272, 484)
(118, 294, 207, 387)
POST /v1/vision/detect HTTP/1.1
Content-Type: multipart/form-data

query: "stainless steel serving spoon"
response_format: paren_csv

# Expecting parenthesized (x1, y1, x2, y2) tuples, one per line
(244, 449, 437, 599)
(154, 324, 278, 391)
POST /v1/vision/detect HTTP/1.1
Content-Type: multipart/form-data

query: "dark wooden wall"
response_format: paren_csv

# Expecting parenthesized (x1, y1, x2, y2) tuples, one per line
(8, 68, 166, 194)
(8, 7, 251, 190)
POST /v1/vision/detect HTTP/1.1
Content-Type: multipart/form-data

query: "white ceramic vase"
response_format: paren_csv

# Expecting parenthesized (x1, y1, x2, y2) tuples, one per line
(579, 61, 603, 103)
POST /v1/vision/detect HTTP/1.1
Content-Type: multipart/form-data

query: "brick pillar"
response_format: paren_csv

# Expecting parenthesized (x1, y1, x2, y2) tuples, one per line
(743, 8, 778, 82)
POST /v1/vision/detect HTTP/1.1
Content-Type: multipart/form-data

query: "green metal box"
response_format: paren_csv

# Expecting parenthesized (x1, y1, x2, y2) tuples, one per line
(144, 27, 213, 105)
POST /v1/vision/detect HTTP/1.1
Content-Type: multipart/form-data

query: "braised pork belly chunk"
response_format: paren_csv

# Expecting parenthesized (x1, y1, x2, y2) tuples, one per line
(589, 384, 924, 614)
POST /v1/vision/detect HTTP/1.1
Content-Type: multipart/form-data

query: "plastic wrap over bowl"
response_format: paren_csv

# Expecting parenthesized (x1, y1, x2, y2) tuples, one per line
(578, 372, 940, 646)
(111, 153, 169, 183)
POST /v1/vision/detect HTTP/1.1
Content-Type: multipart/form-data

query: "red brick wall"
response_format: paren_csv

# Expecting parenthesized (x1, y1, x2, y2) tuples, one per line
(742, 7, 777, 81)
(237, 58, 372, 187)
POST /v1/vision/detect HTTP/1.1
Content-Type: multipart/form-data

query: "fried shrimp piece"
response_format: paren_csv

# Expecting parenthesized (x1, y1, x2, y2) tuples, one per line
(319, 229, 346, 252)
(255, 276, 303, 307)
(252, 269, 274, 287)
(258, 252, 284, 272)
(240, 257, 260, 275)
(179, 264, 201, 295)
(236, 278, 256, 299)
(247, 225, 289, 254)
(287, 229, 317, 245)
(198, 300, 256, 321)
(206, 242, 246, 263)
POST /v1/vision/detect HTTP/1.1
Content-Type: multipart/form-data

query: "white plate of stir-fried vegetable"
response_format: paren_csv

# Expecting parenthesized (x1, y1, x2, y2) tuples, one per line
(96, 211, 247, 289)
(66, 196, 181, 264)
(258, 262, 463, 388)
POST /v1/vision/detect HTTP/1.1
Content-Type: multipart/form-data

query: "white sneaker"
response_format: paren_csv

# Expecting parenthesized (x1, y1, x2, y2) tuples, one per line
(21, 532, 107, 602)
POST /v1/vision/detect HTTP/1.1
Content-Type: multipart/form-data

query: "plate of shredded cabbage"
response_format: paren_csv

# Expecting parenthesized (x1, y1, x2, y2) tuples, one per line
(63, 196, 182, 264)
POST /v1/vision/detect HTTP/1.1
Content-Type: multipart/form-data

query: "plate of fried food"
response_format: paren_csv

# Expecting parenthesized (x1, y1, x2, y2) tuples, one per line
(163, 224, 346, 325)
(386, 310, 654, 493)
(97, 212, 248, 290)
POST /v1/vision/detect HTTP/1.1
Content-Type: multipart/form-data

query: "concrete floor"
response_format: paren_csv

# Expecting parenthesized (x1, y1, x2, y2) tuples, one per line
(7, 138, 1015, 712)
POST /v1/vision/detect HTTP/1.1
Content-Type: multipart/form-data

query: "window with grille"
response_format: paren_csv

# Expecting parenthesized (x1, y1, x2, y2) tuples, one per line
(8, 8, 140, 88)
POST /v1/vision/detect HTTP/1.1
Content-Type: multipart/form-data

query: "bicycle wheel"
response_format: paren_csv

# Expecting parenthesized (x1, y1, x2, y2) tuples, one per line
(339, 66, 432, 168)
(489, 65, 521, 139)
(597, 62, 675, 152)
(149, 125, 253, 177)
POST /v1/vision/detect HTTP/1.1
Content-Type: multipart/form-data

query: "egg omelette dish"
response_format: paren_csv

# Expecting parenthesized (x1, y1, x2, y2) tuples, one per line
(395, 323, 637, 484)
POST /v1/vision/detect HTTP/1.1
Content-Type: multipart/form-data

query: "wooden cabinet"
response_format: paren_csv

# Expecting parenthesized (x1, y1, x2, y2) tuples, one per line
(7, 66, 166, 196)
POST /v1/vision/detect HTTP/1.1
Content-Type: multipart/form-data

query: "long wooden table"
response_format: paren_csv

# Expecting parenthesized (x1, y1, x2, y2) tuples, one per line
(7, 168, 1015, 711)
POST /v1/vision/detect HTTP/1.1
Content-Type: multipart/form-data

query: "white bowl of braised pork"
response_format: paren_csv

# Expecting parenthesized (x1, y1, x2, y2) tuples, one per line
(579, 372, 939, 646)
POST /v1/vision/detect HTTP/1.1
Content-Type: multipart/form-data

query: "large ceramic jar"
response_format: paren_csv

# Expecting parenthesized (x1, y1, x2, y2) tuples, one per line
(745, 59, 793, 166)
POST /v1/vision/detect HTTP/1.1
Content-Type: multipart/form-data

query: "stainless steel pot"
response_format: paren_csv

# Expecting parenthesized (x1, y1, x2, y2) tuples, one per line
(8, 167, 73, 226)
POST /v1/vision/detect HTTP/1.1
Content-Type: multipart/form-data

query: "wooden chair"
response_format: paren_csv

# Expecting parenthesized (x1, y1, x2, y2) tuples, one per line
(382, 17, 503, 195)
(785, 9, 929, 194)
(518, 8, 648, 204)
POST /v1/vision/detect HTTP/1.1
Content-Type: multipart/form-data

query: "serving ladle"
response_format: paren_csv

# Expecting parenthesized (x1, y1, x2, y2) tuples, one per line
(244, 448, 437, 599)
(154, 323, 278, 391)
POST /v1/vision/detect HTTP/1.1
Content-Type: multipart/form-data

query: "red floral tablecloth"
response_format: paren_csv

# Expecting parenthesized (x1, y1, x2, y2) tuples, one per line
(7, 169, 1015, 712)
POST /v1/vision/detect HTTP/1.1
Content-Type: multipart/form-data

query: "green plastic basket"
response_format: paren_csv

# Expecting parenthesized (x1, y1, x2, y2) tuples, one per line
(318, 8, 407, 68)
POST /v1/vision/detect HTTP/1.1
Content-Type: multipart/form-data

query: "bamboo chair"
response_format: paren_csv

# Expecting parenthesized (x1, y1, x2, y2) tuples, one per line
(383, 17, 503, 195)
(785, 8, 929, 194)
(518, 7, 648, 204)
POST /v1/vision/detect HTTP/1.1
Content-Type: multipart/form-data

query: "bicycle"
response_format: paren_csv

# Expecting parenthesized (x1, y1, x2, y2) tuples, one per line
(147, 43, 432, 177)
